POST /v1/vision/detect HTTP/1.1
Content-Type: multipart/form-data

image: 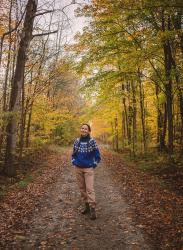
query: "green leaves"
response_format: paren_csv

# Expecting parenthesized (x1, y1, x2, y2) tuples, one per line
(69, 0, 183, 154)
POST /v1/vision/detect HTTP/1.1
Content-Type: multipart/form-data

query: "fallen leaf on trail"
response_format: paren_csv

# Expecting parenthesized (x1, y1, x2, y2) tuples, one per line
(14, 235, 26, 241)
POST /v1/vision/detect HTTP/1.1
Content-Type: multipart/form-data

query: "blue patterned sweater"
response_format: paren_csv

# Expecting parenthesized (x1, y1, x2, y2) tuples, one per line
(71, 136, 101, 168)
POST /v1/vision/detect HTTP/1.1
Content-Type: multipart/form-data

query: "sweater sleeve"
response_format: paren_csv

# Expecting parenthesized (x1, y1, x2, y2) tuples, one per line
(71, 139, 78, 164)
(91, 139, 101, 164)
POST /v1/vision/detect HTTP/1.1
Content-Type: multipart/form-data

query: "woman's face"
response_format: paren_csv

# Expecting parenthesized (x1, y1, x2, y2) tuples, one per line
(80, 125, 90, 137)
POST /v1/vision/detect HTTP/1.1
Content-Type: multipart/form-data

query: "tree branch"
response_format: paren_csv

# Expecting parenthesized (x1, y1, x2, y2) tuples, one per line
(32, 30, 58, 38)
(33, 9, 54, 18)
(2, 9, 26, 38)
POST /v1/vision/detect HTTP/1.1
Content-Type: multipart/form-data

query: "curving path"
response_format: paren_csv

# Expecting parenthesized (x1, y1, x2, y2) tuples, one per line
(14, 151, 153, 250)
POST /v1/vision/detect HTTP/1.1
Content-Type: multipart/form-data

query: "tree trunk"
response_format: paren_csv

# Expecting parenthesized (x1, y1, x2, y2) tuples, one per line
(19, 73, 25, 159)
(25, 105, 33, 148)
(4, 0, 38, 176)
(172, 10, 183, 60)
(169, 10, 183, 149)
(114, 117, 119, 152)
(111, 121, 115, 150)
(123, 97, 130, 145)
(131, 81, 137, 156)
(0, 0, 13, 156)
(162, 12, 174, 156)
(155, 85, 167, 151)
(122, 111, 126, 148)
(161, 103, 168, 152)
(178, 92, 183, 146)
(138, 69, 146, 152)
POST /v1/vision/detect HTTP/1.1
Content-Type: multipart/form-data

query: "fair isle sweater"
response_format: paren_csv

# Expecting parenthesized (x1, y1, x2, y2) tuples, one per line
(71, 135, 101, 168)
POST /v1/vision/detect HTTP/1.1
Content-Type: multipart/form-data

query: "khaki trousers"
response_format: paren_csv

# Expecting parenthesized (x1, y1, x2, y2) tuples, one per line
(75, 167, 96, 208)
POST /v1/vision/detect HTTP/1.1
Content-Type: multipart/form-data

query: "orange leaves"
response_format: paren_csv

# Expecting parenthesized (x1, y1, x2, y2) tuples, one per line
(102, 148, 183, 249)
(0, 147, 69, 248)
(0, 26, 6, 36)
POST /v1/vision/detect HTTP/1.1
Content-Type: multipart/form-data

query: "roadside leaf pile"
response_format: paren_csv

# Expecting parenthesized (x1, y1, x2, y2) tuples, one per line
(102, 149, 182, 250)
(0, 147, 68, 248)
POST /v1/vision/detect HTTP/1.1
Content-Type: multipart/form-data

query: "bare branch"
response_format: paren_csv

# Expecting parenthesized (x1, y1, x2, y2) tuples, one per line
(34, 9, 54, 18)
(32, 30, 58, 38)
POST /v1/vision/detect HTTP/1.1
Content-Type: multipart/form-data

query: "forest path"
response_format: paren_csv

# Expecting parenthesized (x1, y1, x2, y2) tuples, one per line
(12, 146, 152, 250)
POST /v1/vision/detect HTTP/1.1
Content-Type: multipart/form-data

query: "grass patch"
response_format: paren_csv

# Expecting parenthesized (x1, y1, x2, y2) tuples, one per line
(111, 147, 183, 194)
(47, 144, 68, 154)
(18, 175, 33, 189)
(137, 161, 155, 172)
(0, 187, 7, 200)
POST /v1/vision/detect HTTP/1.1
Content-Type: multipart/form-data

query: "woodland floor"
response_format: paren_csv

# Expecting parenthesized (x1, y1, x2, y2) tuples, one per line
(0, 145, 182, 250)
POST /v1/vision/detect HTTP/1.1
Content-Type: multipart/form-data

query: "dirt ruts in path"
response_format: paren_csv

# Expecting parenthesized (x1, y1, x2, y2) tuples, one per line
(13, 148, 153, 250)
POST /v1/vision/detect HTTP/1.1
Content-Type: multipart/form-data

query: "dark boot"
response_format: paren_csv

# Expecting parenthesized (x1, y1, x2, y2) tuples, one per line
(90, 207, 96, 220)
(81, 202, 90, 214)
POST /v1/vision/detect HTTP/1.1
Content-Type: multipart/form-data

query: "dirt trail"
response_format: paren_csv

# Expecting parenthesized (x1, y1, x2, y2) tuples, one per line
(11, 148, 153, 250)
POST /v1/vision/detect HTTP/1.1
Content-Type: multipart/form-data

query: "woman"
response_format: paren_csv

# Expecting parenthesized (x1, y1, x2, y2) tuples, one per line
(71, 124, 101, 220)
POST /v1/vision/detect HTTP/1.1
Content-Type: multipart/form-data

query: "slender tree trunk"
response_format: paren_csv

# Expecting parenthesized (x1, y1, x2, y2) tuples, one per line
(168, 42, 183, 147)
(19, 73, 25, 159)
(123, 97, 130, 145)
(0, 36, 4, 67)
(111, 121, 115, 150)
(138, 69, 146, 152)
(122, 111, 126, 148)
(0, 0, 13, 156)
(25, 104, 33, 148)
(114, 117, 119, 152)
(178, 92, 183, 146)
(155, 85, 167, 151)
(172, 10, 183, 60)
(164, 77, 173, 155)
(156, 85, 161, 144)
(162, 103, 168, 150)
(4, 0, 38, 176)
(131, 81, 137, 156)
(127, 81, 132, 151)
(3, 39, 12, 112)
(0, 39, 12, 156)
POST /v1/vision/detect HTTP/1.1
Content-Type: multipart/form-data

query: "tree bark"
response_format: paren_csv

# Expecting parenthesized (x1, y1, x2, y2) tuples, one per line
(162, 103, 168, 152)
(25, 103, 33, 148)
(123, 97, 130, 146)
(114, 117, 119, 152)
(19, 73, 25, 159)
(155, 85, 167, 151)
(167, 10, 183, 150)
(131, 81, 137, 156)
(122, 111, 126, 148)
(138, 69, 146, 152)
(111, 121, 115, 150)
(162, 12, 174, 156)
(0, 0, 13, 156)
(4, 0, 38, 176)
